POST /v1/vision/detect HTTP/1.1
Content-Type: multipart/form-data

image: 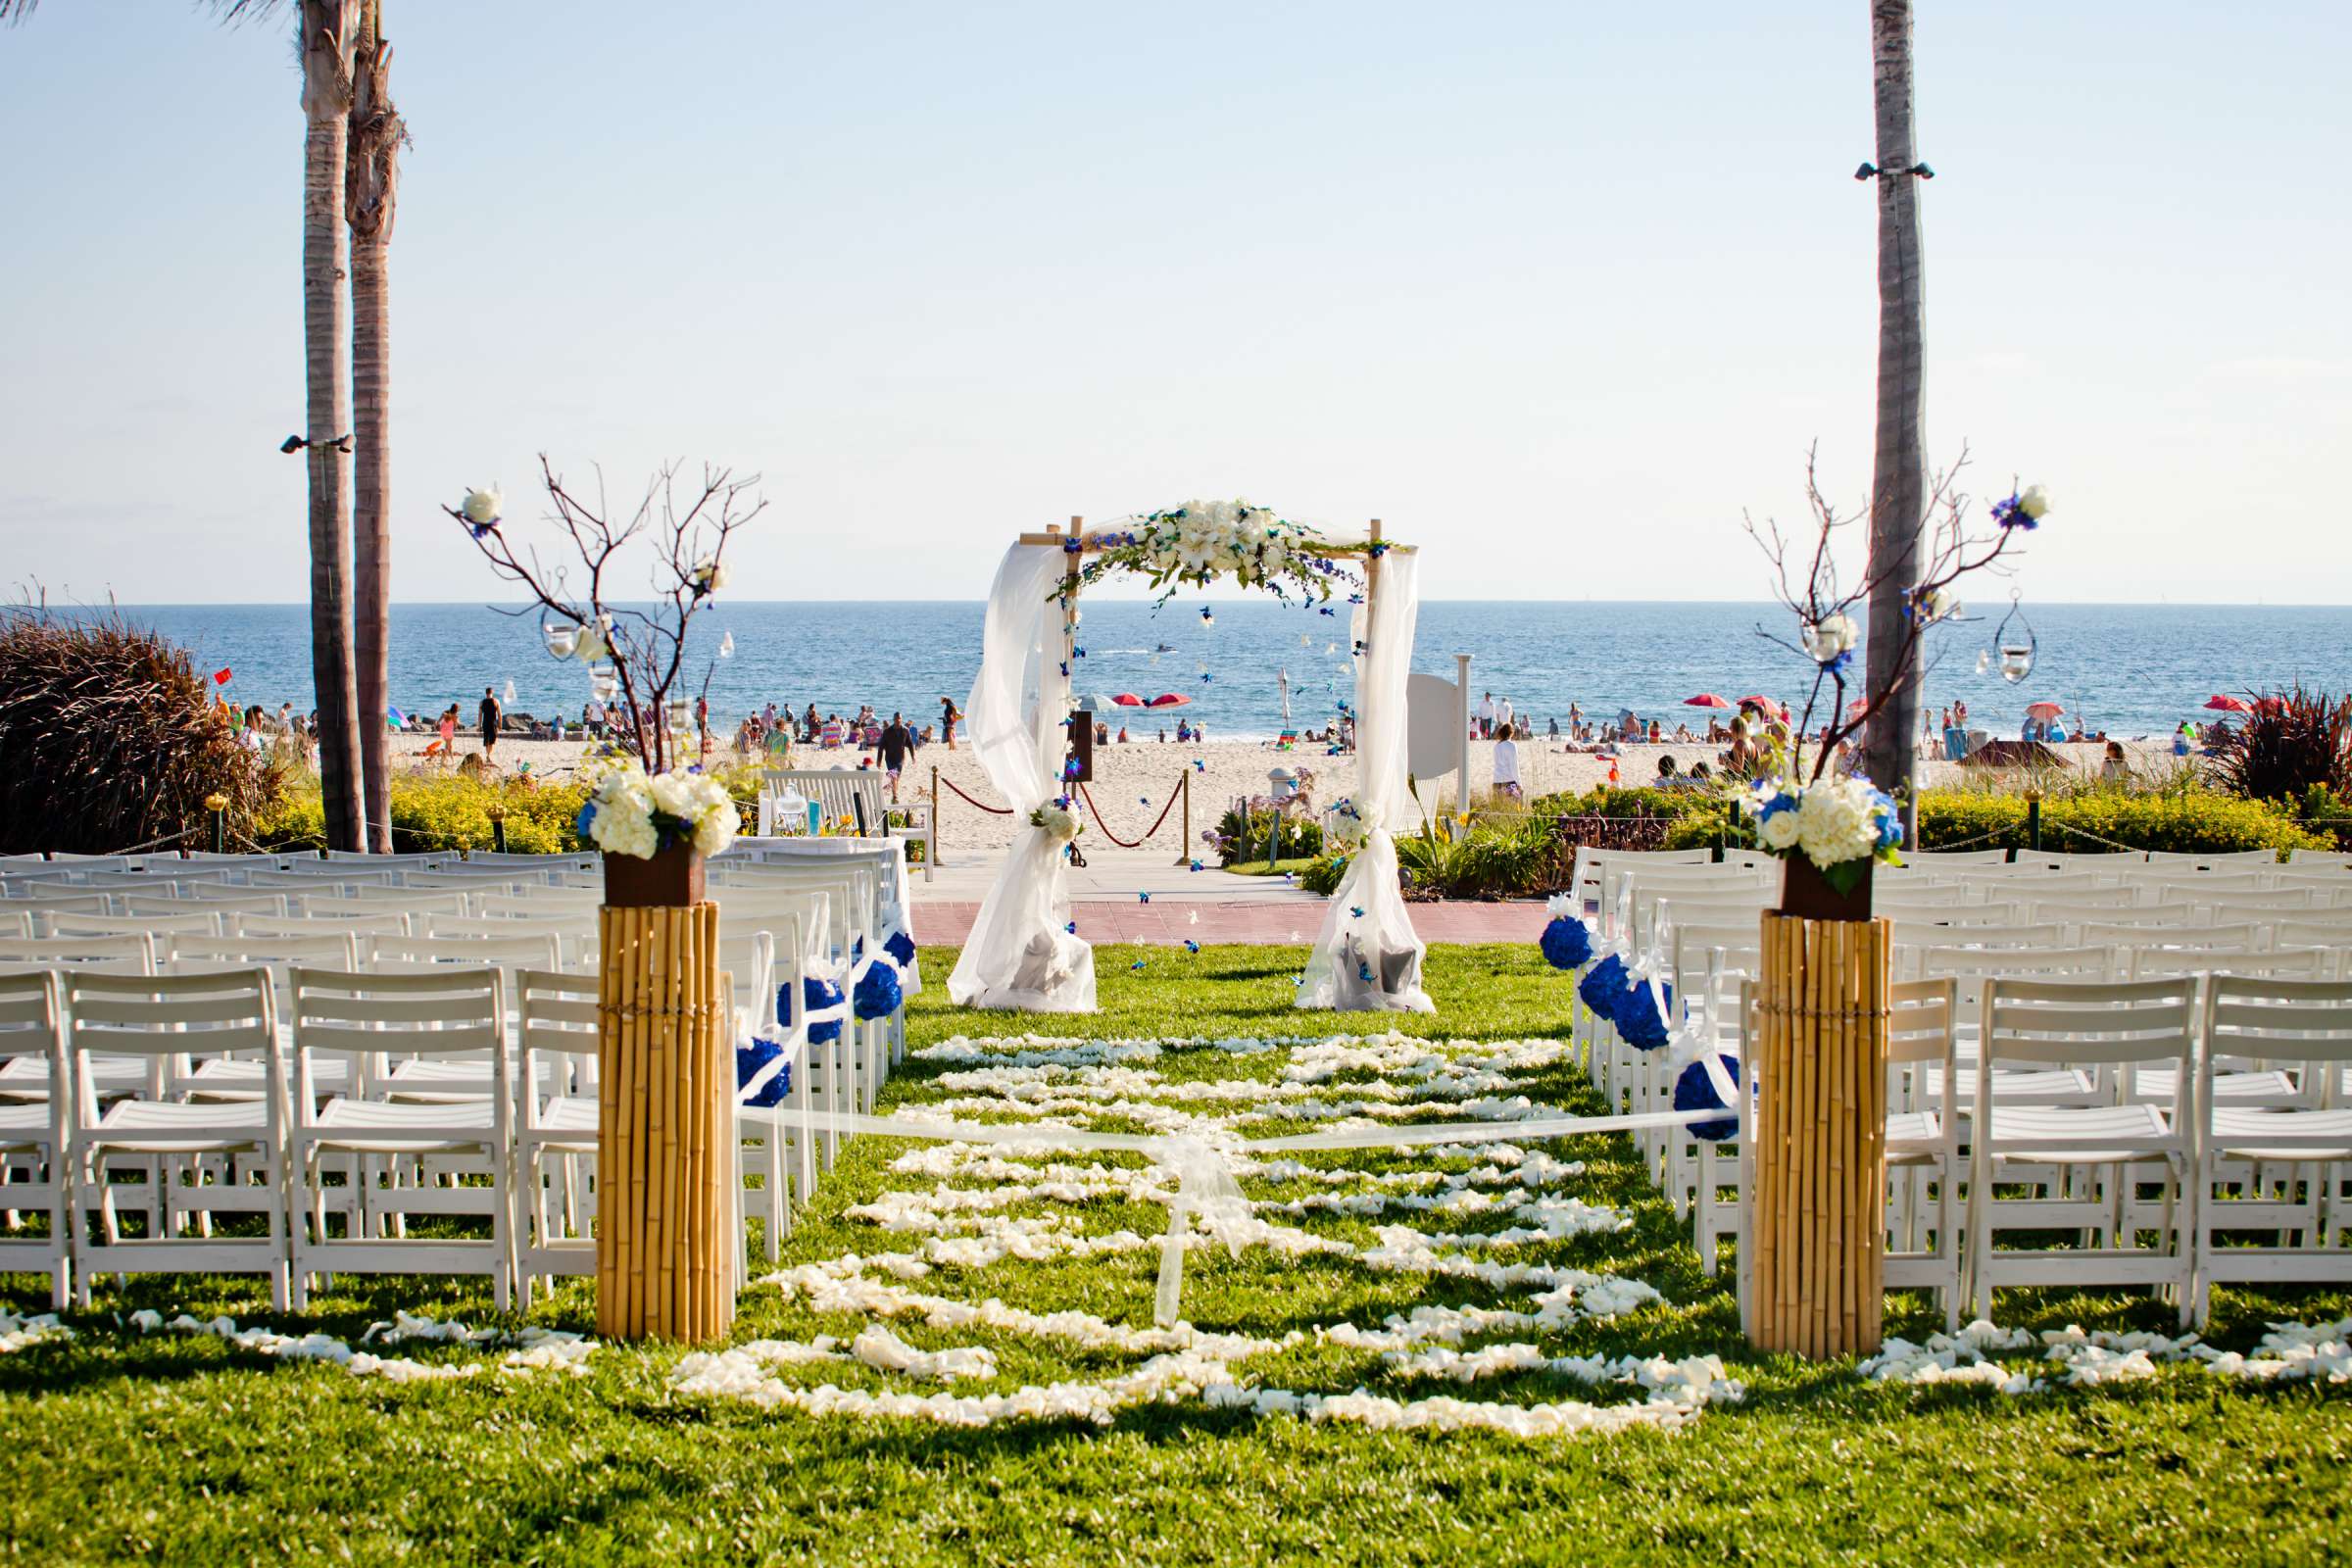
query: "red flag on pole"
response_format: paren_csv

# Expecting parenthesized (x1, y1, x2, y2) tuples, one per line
(213, 667, 232, 685)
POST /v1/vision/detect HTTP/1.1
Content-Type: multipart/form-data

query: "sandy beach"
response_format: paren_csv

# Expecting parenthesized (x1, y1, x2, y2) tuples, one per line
(389, 732, 2180, 857)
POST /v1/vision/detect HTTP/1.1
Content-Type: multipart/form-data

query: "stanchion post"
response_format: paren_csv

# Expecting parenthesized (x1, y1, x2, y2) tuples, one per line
(1172, 771, 1192, 866)
(204, 793, 227, 855)
(488, 803, 509, 855)
(931, 763, 943, 868)
(2026, 786, 2042, 853)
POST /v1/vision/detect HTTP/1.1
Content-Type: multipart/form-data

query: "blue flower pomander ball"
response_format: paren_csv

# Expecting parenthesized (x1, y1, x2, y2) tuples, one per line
(1577, 953, 1629, 1019)
(883, 928, 917, 969)
(1540, 915, 1594, 972)
(853, 959, 903, 1022)
(1615, 976, 1675, 1052)
(735, 1037, 791, 1107)
(1673, 1054, 1743, 1141)
(785, 975, 845, 1045)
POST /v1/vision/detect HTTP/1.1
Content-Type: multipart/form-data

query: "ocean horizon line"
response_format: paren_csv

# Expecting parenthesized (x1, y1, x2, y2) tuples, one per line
(64, 597, 2352, 612)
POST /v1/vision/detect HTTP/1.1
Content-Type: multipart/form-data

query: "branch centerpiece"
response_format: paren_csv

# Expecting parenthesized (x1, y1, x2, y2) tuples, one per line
(445, 456, 764, 903)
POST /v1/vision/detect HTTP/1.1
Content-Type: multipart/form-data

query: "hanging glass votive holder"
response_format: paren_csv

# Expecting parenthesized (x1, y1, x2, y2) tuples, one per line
(589, 663, 618, 704)
(1992, 589, 2036, 684)
(542, 617, 578, 659)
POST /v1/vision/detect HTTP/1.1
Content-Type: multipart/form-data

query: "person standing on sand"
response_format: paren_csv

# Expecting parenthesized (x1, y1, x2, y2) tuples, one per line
(1477, 691, 1495, 739)
(1492, 723, 1522, 800)
(478, 686, 503, 763)
(940, 696, 960, 751)
(879, 711, 915, 802)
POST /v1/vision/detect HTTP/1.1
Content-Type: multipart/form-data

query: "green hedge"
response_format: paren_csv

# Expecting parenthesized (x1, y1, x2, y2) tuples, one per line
(253, 765, 768, 857)
(1918, 787, 2321, 858)
(1661, 784, 2322, 859)
(1214, 806, 1323, 865)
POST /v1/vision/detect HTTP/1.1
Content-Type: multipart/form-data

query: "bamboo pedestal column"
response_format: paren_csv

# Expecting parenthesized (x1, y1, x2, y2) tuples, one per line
(1746, 913, 1890, 1358)
(597, 900, 734, 1343)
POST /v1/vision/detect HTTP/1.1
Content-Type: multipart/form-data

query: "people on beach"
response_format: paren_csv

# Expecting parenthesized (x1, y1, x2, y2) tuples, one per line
(2101, 739, 2131, 784)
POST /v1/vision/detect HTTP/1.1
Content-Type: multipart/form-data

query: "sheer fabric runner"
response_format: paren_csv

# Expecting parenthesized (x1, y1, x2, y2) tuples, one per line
(946, 543, 1099, 1011)
(1300, 547, 1432, 1011)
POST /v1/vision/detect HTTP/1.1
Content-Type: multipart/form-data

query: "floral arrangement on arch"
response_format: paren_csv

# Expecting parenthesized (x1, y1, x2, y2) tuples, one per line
(1738, 445, 2049, 877)
(1069, 500, 1359, 606)
(446, 456, 765, 859)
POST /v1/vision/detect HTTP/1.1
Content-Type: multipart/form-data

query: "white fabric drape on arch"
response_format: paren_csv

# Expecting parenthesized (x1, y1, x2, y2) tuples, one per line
(1299, 547, 1432, 1012)
(946, 543, 1098, 1012)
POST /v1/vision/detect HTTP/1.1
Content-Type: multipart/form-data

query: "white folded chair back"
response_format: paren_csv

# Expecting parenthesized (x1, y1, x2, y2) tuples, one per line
(2130, 946, 2328, 981)
(48, 909, 227, 941)
(0, 910, 28, 940)
(1883, 976, 1963, 1327)
(2080, 919, 2270, 955)
(366, 931, 564, 975)
(120, 890, 291, 921)
(0, 932, 157, 975)
(423, 913, 593, 969)
(237, 866, 403, 892)
(231, 909, 416, 942)
(476, 888, 606, 919)
(2144, 849, 2283, 870)
(302, 888, 473, 920)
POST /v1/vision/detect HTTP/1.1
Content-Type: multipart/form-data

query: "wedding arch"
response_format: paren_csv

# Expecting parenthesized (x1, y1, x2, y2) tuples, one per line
(945, 502, 1433, 1015)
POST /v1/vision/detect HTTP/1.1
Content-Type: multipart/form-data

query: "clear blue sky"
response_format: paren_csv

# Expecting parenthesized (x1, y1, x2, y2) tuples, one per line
(2, 1, 2346, 605)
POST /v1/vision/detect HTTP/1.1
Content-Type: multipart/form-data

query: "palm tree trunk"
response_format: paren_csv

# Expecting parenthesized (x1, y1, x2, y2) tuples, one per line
(301, 2, 365, 852)
(1858, 0, 1928, 794)
(348, 0, 402, 854)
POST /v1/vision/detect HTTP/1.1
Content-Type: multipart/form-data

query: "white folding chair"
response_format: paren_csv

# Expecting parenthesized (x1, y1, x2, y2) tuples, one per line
(65, 966, 291, 1308)
(1884, 978, 1965, 1329)
(1968, 976, 2200, 1325)
(2191, 975, 2352, 1322)
(514, 967, 600, 1304)
(0, 972, 72, 1305)
(286, 965, 514, 1309)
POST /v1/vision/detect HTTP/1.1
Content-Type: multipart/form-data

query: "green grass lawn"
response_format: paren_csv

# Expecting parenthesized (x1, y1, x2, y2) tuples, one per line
(3, 944, 2348, 1566)
(1222, 857, 1319, 877)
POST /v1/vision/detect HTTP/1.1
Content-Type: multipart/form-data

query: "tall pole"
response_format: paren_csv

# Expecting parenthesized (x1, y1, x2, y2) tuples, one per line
(1453, 652, 1473, 818)
(1858, 0, 1930, 796)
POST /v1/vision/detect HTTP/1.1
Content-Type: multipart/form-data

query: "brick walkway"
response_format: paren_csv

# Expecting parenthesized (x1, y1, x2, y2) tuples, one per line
(912, 900, 1545, 947)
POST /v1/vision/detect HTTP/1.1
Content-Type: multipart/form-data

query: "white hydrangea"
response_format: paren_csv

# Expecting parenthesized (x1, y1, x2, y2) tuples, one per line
(1032, 805, 1081, 843)
(584, 760, 736, 860)
(1791, 777, 1879, 867)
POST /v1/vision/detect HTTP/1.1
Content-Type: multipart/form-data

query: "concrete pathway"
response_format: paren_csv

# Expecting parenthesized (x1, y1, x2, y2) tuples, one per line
(911, 901, 1544, 947)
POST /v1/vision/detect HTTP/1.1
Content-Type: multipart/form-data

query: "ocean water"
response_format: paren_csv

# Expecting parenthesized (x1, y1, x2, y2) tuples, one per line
(109, 599, 2352, 743)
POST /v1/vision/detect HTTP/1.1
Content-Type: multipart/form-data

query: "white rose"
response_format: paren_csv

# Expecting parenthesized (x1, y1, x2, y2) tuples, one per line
(461, 486, 502, 525)
(1809, 613, 1859, 659)
(1758, 810, 1801, 852)
(2018, 484, 2049, 519)
(647, 771, 699, 820)
(692, 558, 731, 595)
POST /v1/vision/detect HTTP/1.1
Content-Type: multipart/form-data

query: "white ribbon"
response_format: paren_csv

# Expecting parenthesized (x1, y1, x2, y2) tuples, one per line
(773, 1103, 1732, 1327)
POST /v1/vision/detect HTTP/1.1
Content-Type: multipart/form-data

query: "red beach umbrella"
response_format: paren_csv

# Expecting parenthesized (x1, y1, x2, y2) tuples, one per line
(2203, 695, 2253, 713)
(2025, 701, 2065, 719)
(1683, 693, 1733, 709)
(1109, 693, 1146, 708)
(1146, 693, 1192, 709)
(1736, 696, 1784, 717)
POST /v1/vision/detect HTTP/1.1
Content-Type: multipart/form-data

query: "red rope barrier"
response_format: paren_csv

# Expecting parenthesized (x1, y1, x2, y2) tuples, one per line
(1077, 779, 1183, 849)
(938, 776, 1016, 814)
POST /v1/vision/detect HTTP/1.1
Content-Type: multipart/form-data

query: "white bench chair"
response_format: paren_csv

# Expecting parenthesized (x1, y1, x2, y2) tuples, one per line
(758, 768, 935, 881)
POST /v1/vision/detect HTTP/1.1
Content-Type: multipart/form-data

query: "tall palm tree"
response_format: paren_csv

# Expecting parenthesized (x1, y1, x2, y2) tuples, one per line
(347, 0, 403, 854)
(3, 0, 368, 852)
(1858, 0, 1929, 795)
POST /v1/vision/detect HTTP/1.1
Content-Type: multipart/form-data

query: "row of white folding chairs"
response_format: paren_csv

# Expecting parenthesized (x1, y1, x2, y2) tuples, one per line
(0, 959, 813, 1311)
(1647, 969, 2352, 1330)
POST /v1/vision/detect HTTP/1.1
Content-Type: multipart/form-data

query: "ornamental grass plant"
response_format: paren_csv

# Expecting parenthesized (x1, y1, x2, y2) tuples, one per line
(0, 606, 282, 855)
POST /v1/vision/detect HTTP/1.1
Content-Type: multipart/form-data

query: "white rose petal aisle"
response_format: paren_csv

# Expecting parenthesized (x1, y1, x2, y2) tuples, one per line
(667, 1028, 1749, 1437)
